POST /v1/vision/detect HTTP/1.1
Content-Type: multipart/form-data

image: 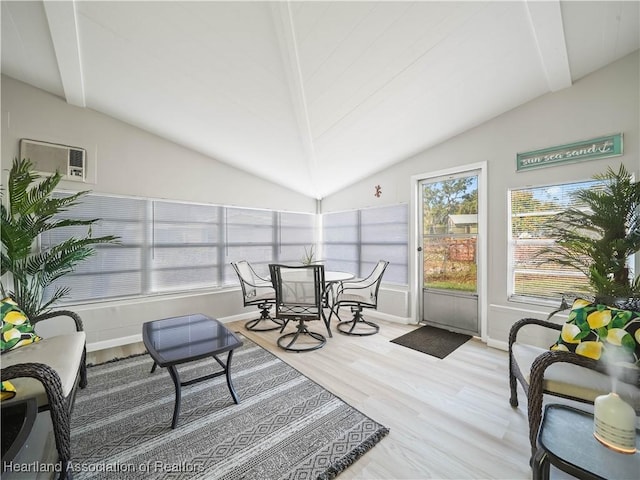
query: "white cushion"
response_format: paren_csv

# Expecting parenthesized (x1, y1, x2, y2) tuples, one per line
(513, 343, 640, 411)
(2, 332, 85, 407)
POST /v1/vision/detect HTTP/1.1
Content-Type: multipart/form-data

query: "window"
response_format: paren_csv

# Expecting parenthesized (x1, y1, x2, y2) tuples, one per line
(278, 212, 317, 267)
(152, 201, 222, 292)
(44, 193, 316, 304)
(509, 179, 601, 302)
(323, 204, 408, 285)
(41, 194, 147, 302)
(225, 207, 275, 279)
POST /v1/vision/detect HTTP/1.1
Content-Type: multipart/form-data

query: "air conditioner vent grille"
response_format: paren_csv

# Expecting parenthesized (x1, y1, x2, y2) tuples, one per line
(19, 139, 86, 182)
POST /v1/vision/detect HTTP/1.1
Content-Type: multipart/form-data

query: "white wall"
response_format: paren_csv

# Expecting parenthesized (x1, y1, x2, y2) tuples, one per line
(322, 51, 640, 348)
(1, 75, 317, 350)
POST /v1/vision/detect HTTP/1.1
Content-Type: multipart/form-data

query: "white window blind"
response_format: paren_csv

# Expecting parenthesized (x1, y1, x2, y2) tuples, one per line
(278, 212, 316, 265)
(361, 205, 408, 284)
(509, 179, 601, 301)
(323, 210, 359, 275)
(44, 193, 319, 304)
(225, 207, 275, 280)
(323, 204, 408, 285)
(43, 194, 147, 302)
(152, 201, 221, 292)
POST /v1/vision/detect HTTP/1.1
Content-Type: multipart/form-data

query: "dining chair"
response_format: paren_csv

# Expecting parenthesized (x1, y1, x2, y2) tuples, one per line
(269, 264, 328, 352)
(334, 260, 389, 336)
(231, 260, 281, 331)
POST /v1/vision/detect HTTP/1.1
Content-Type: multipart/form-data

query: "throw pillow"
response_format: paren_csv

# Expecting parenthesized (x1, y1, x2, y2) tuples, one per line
(1, 381, 16, 401)
(551, 299, 640, 369)
(1, 298, 41, 354)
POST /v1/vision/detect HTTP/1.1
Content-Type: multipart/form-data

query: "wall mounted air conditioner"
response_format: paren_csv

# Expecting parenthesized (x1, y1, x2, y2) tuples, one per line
(19, 139, 86, 182)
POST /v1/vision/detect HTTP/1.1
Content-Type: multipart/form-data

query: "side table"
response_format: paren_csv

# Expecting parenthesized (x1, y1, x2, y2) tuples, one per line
(533, 403, 639, 480)
(142, 314, 243, 429)
(2, 398, 58, 479)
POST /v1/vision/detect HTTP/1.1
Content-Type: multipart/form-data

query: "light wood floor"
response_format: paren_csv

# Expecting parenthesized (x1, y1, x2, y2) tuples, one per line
(227, 318, 535, 480)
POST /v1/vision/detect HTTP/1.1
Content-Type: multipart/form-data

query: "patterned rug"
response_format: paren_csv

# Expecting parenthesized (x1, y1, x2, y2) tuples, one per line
(71, 335, 389, 479)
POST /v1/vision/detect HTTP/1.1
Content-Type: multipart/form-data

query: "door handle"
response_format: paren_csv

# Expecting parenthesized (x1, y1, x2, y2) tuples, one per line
(417, 247, 422, 252)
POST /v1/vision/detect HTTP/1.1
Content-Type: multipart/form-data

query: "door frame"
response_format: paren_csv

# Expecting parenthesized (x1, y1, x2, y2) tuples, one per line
(409, 161, 488, 341)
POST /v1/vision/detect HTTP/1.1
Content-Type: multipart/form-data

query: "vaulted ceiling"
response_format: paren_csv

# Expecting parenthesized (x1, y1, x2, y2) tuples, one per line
(2, 1, 639, 198)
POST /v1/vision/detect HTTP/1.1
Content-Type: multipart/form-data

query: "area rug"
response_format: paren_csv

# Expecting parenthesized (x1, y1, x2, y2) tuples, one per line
(390, 325, 471, 359)
(70, 335, 389, 480)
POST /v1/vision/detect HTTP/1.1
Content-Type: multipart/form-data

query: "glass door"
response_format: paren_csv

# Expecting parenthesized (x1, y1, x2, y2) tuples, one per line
(420, 171, 479, 335)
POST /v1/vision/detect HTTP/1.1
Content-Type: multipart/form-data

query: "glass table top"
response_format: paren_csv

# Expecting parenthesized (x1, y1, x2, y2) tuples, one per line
(142, 314, 243, 366)
(538, 404, 639, 479)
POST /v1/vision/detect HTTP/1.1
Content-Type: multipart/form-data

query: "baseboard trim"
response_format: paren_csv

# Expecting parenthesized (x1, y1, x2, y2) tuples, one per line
(87, 334, 143, 352)
(487, 338, 508, 352)
(86, 310, 411, 352)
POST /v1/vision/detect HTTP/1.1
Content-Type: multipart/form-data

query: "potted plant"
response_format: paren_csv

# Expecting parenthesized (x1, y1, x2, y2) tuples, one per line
(301, 244, 317, 265)
(540, 164, 640, 307)
(1, 158, 119, 319)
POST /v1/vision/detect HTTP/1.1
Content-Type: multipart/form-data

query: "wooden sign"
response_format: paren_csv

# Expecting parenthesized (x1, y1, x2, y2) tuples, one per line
(516, 134, 623, 171)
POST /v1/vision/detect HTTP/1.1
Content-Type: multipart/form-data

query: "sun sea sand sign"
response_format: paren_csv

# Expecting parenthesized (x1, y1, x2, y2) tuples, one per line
(516, 133, 623, 172)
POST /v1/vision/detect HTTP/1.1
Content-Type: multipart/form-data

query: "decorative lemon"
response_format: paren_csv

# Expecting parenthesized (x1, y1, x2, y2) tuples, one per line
(561, 323, 581, 343)
(575, 341, 603, 360)
(3, 328, 21, 342)
(606, 328, 629, 346)
(571, 298, 592, 310)
(551, 343, 569, 351)
(3, 310, 27, 325)
(586, 310, 611, 329)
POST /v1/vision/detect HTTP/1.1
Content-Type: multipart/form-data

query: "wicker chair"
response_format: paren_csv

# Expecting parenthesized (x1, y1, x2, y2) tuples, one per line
(508, 302, 640, 457)
(1, 310, 87, 479)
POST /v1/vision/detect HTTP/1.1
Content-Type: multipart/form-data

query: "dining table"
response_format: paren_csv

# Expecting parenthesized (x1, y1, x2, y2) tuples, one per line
(323, 270, 355, 328)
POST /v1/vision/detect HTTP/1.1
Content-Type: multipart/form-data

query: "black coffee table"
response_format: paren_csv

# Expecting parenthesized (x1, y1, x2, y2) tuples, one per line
(142, 314, 243, 429)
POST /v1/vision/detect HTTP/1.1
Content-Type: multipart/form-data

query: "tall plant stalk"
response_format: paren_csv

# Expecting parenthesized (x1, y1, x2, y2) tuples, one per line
(1, 158, 119, 318)
(540, 164, 640, 302)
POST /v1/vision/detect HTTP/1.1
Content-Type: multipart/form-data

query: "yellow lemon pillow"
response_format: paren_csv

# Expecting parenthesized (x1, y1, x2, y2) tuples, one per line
(1, 298, 42, 354)
(550, 299, 640, 370)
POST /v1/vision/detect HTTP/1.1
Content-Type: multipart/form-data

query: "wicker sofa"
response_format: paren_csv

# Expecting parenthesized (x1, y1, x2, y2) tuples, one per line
(1, 310, 87, 479)
(508, 314, 640, 457)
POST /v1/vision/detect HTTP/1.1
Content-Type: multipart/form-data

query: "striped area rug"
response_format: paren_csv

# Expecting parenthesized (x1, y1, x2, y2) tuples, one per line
(70, 335, 389, 480)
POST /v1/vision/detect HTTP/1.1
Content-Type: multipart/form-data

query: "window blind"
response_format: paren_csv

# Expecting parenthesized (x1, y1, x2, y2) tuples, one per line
(509, 179, 601, 301)
(323, 204, 408, 285)
(225, 207, 275, 279)
(278, 212, 316, 265)
(152, 201, 221, 292)
(43, 194, 147, 302)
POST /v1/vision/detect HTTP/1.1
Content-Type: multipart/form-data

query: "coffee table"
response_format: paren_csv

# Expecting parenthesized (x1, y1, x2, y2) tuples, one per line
(142, 314, 243, 429)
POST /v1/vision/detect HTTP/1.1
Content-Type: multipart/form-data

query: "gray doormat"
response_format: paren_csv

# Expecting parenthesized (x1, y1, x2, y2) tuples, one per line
(390, 325, 471, 359)
(71, 335, 388, 479)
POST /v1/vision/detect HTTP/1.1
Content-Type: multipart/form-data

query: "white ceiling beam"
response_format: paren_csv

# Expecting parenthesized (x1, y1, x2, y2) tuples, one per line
(525, 0, 572, 92)
(43, 0, 85, 107)
(270, 1, 319, 198)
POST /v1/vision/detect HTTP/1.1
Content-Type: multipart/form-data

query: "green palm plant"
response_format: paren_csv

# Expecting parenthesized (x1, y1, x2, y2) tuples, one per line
(1, 158, 119, 319)
(540, 164, 640, 303)
(301, 244, 316, 265)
